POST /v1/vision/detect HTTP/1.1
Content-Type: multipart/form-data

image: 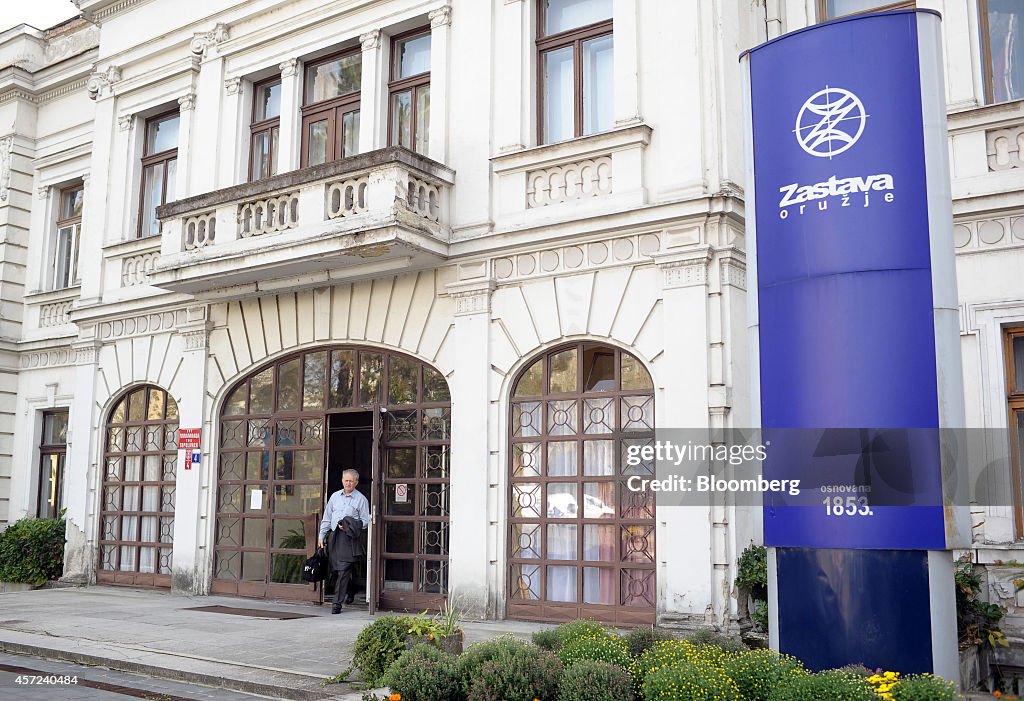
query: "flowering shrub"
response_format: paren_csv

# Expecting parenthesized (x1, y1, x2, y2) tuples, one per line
(558, 660, 634, 701)
(380, 644, 458, 701)
(623, 628, 675, 657)
(890, 674, 960, 701)
(642, 662, 743, 701)
(768, 669, 877, 701)
(531, 619, 610, 652)
(466, 644, 563, 701)
(868, 671, 900, 700)
(723, 648, 806, 701)
(558, 633, 633, 674)
(636, 639, 733, 681)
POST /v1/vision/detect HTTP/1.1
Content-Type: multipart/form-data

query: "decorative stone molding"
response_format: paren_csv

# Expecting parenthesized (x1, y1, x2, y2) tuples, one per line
(493, 233, 661, 283)
(181, 327, 210, 351)
(987, 124, 1024, 171)
(38, 79, 90, 104)
(526, 156, 612, 208)
(183, 211, 217, 249)
(279, 59, 299, 79)
(720, 259, 746, 290)
(20, 348, 73, 369)
(190, 23, 230, 57)
(37, 186, 49, 200)
(360, 30, 381, 51)
(39, 301, 73, 327)
(238, 192, 299, 237)
(117, 114, 132, 131)
(430, 4, 452, 28)
(657, 248, 713, 289)
(224, 77, 242, 95)
(87, 65, 121, 100)
(954, 214, 1024, 253)
(97, 309, 190, 341)
(0, 136, 12, 202)
(73, 342, 99, 366)
(178, 93, 196, 111)
(121, 251, 159, 286)
(448, 281, 494, 316)
(43, 25, 99, 66)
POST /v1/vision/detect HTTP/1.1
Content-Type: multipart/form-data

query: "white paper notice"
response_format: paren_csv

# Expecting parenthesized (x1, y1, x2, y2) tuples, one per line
(250, 489, 263, 510)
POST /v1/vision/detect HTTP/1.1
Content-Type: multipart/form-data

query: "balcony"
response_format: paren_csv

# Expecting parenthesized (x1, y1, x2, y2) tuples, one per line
(148, 147, 453, 297)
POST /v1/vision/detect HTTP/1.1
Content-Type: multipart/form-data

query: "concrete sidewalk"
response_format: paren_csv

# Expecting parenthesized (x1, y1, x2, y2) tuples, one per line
(0, 586, 546, 700)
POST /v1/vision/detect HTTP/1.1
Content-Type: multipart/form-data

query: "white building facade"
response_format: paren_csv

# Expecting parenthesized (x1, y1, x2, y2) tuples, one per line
(0, 0, 1021, 629)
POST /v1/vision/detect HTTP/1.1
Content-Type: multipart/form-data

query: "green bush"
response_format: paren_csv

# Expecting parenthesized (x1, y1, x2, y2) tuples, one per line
(454, 636, 533, 697)
(623, 628, 675, 658)
(736, 543, 768, 593)
(768, 669, 877, 701)
(722, 649, 806, 701)
(380, 644, 459, 701)
(642, 662, 742, 701)
(352, 615, 412, 686)
(558, 660, 634, 701)
(0, 515, 65, 586)
(890, 674, 959, 701)
(956, 557, 1007, 648)
(466, 644, 562, 701)
(531, 619, 610, 652)
(685, 629, 748, 654)
(558, 633, 632, 672)
(636, 639, 732, 681)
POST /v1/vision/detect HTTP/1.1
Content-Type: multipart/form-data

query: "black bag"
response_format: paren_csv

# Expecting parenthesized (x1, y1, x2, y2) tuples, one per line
(301, 548, 328, 583)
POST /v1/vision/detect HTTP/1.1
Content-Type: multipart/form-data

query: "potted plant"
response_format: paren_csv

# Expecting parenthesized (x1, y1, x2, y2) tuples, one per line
(404, 600, 465, 655)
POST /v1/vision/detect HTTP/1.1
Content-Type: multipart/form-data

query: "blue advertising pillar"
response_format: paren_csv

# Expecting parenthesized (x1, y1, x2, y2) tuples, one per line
(742, 11, 967, 679)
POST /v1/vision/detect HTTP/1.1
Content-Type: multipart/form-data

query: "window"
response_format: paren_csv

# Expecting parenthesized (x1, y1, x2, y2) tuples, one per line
(37, 411, 68, 519)
(250, 78, 281, 180)
(1007, 329, 1024, 536)
(389, 29, 431, 155)
(818, 0, 914, 20)
(980, 0, 1024, 104)
(301, 51, 361, 167)
(138, 112, 179, 237)
(53, 185, 83, 289)
(537, 0, 613, 144)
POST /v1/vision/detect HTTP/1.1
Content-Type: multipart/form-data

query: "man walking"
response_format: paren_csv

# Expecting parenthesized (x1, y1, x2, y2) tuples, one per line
(318, 469, 369, 614)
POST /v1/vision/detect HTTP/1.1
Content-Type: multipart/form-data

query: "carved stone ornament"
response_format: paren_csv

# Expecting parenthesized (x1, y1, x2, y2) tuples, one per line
(117, 114, 132, 131)
(360, 30, 381, 51)
(429, 4, 452, 28)
(279, 59, 299, 78)
(87, 65, 121, 101)
(182, 328, 209, 351)
(224, 77, 242, 95)
(178, 93, 197, 111)
(0, 137, 12, 202)
(190, 23, 230, 57)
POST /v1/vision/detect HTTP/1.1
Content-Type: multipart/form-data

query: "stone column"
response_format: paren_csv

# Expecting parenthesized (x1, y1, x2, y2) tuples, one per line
(61, 332, 102, 584)
(358, 31, 384, 154)
(497, 0, 526, 152)
(428, 5, 452, 163)
(277, 59, 301, 172)
(221, 78, 244, 186)
(654, 248, 715, 624)
(170, 306, 211, 594)
(612, 0, 641, 126)
(445, 278, 494, 618)
(174, 93, 197, 198)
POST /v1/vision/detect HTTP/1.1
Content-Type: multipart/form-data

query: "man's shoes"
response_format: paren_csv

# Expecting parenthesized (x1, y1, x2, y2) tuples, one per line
(331, 604, 343, 614)
(343, 594, 355, 605)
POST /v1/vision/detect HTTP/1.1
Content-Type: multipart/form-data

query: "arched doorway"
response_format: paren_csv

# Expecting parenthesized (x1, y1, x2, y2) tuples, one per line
(507, 342, 656, 625)
(98, 385, 179, 587)
(212, 346, 451, 610)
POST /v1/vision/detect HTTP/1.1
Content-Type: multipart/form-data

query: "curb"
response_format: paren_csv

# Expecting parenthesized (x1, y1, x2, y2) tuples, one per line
(0, 638, 352, 701)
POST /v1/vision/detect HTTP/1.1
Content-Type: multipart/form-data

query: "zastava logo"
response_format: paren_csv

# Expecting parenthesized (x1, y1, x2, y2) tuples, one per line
(777, 86, 894, 218)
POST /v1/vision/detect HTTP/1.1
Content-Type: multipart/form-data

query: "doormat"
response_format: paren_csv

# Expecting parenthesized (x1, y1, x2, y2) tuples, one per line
(185, 605, 316, 620)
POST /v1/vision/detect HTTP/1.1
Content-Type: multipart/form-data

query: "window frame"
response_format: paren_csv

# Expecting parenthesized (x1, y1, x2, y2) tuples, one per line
(300, 49, 362, 168)
(249, 76, 282, 181)
(978, 0, 1024, 105)
(536, 2, 613, 145)
(53, 184, 83, 290)
(1005, 328, 1024, 538)
(387, 26, 432, 155)
(137, 110, 180, 239)
(816, 0, 914, 21)
(37, 410, 68, 519)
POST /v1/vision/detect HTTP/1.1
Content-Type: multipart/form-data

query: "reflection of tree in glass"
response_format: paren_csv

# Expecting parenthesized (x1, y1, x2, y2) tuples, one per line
(271, 527, 306, 584)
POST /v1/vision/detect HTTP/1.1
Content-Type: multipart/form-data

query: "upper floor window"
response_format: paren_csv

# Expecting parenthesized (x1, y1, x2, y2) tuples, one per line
(302, 51, 362, 167)
(980, 0, 1024, 104)
(538, 0, 613, 145)
(139, 112, 179, 238)
(53, 185, 83, 290)
(38, 410, 68, 519)
(818, 1, 914, 19)
(250, 78, 282, 180)
(389, 29, 431, 155)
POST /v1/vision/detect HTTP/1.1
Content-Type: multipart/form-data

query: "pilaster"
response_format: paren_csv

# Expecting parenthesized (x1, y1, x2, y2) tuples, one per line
(428, 5, 452, 163)
(278, 59, 302, 172)
(359, 31, 384, 154)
